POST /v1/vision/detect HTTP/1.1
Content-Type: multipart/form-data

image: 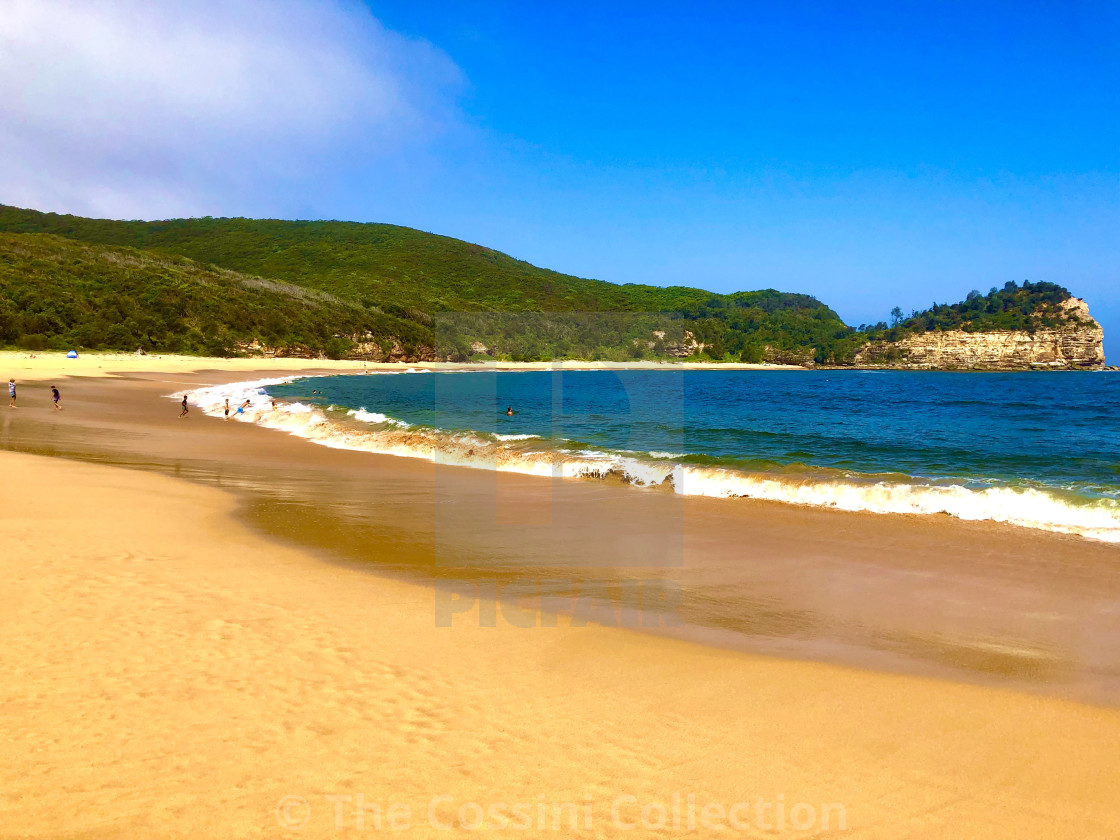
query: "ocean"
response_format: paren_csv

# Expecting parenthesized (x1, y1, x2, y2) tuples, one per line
(189, 368, 1120, 543)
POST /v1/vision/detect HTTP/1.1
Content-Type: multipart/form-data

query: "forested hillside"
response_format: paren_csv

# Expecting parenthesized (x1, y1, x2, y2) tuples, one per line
(0, 205, 807, 314)
(859, 281, 1075, 341)
(0, 204, 1094, 365)
(0, 233, 431, 357)
(0, 205, 857, 362)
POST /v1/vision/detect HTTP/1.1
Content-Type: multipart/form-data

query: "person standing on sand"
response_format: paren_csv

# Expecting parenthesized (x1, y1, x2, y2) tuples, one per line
(8, 379, 15, 408)
(179, 396, 189, 418)
(50, 386, 61, 410)
(224, 399, 230, 419)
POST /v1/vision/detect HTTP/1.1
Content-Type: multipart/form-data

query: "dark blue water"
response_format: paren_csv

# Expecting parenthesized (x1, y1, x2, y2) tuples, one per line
(270, 370, 1120, 495)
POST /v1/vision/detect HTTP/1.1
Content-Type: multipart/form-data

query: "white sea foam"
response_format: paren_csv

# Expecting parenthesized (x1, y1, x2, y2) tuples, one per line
(347, 408, 411, 427)
(179, 377, 298, 414)
(172, 378, 1120, 544)
(675, 467, 1120, 542)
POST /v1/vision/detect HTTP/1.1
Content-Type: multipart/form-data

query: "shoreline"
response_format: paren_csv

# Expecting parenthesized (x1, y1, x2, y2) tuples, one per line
(2, 349, 1108, 379)
(0, 349, 805, 378)
(2, 359, 1119, 709)
(178, 371, 1120, 545)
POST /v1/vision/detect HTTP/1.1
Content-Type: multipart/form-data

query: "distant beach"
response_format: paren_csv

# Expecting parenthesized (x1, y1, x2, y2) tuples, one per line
(0, 349, 806, 376)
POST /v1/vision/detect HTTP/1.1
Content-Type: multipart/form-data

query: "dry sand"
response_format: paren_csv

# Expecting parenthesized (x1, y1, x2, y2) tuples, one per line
(3, 457, 1120, 838)
(0, 349, 800, 384)
(0, 349, 375, 380)
(1, 356, 1119, 838)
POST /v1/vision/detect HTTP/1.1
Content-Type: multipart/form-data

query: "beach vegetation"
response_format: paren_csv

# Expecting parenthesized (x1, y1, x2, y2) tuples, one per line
(0, 204, 1082, 364)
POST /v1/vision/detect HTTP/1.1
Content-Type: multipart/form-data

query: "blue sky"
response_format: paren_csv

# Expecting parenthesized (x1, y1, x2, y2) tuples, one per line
(3, 1, 1117, 356)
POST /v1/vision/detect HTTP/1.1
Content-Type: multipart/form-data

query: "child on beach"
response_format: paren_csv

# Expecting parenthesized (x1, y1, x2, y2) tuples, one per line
(179, 396, 189, 418)
(224, 399, 230, 419)
(236, 400, 251, 416)
(8, 379, 15, 408)
(50, 386, 61, 410)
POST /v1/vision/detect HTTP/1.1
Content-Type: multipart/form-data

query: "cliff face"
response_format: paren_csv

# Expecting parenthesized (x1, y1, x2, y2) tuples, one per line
(233, 334, 438, 362)
(854, 298, 1105, 370)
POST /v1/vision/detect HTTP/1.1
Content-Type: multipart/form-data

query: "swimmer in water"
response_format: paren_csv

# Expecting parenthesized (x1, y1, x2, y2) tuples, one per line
(506, 406, 514, 416)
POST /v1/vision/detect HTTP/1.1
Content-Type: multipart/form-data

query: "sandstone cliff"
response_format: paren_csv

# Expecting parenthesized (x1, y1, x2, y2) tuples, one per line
(233, 333, 438, 363)
(854, 297, 1104, 370)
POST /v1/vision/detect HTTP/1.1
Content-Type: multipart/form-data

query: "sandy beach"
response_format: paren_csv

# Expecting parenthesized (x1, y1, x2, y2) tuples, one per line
(0, 350, 803, 381)
(2, 354, 1119, 838)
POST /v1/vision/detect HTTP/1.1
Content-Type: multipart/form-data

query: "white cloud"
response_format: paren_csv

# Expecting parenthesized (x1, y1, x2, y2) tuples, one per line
(0, 0, 464, 218)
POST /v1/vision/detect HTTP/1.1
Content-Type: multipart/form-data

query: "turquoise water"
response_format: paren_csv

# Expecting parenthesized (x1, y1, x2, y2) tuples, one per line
(209, 370, 1120, 540)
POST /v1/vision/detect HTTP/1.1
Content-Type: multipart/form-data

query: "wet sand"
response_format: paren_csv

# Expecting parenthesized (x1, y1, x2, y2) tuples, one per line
(2, 360, 1119, 837)
(4, 364, 1119, 705)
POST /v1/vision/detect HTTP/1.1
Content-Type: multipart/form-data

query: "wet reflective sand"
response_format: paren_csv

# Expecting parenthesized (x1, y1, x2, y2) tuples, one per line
(4, 371, 1119, 706)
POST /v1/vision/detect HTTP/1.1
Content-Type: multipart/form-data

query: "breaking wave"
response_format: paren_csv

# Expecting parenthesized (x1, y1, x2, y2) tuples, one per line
(176, 378, 1120, 543)
(347, 408, 411, 427)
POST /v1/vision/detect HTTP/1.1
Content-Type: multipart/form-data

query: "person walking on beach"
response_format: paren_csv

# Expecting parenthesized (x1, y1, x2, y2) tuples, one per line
(50, 386, 61, 410)
(8, 379, 15, 408)
(179, 395, 189, 418)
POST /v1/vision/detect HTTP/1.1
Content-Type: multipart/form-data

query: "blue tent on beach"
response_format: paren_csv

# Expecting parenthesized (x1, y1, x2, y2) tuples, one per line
(66, 350, 78, 359)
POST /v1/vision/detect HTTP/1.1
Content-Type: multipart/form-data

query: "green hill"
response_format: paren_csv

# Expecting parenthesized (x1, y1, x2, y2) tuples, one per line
(0, 204, 859, 362)
(0, 233, 431, 357)
(0, 204, 811, 315)
(0, 204, 1091, 365)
